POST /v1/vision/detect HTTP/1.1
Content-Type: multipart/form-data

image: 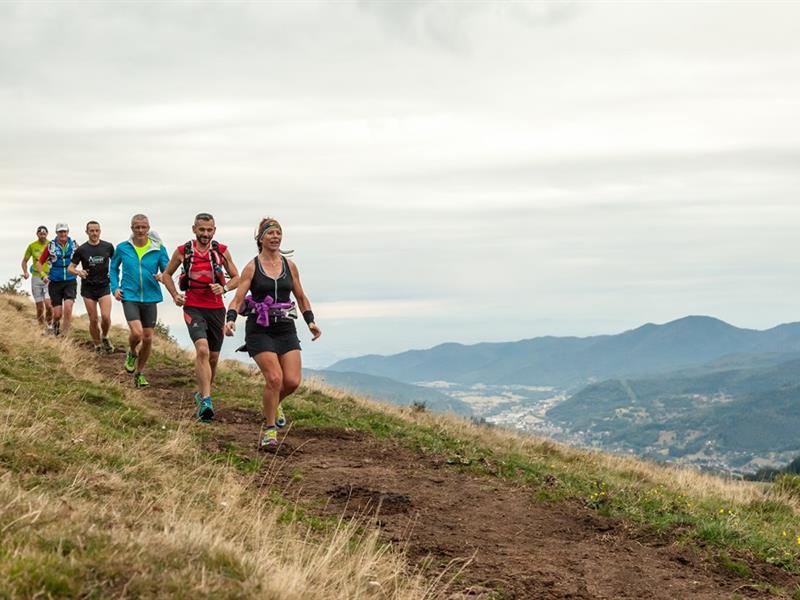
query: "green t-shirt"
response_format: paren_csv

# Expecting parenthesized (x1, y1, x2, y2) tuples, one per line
(24, 240, 50, 277)
(133, 240, 151, 261)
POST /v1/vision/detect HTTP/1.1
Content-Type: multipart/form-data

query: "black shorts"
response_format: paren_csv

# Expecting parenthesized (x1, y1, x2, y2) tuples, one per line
(183, 306, 225, 353)
(81, 282, 111, 301)
(244, 318, 301, 357)
(49, 280, 77, 307)
(122, 301, 158, 329)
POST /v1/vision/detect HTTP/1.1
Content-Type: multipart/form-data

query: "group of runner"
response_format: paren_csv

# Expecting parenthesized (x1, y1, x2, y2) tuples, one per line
(19, 213, 321, 450)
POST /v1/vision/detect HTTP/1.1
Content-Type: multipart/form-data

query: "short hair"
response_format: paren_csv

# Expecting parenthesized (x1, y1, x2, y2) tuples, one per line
(130, 214, 149, 226)
(86, 220, 100, 229)
(195, 212, 215, 223)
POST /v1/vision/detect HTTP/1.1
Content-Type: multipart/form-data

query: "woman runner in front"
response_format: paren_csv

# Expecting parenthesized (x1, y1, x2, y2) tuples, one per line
(224, 217, 321, 450)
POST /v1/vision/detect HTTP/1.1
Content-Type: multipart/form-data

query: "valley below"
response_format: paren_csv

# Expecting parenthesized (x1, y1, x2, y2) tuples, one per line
(415, 380, 798, 477)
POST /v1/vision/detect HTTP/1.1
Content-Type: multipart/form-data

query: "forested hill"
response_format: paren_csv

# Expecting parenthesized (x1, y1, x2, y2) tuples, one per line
(547, 354, 800, 461)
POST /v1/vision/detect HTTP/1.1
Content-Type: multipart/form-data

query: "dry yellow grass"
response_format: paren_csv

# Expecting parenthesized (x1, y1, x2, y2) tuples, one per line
(0, 295, 440, 599)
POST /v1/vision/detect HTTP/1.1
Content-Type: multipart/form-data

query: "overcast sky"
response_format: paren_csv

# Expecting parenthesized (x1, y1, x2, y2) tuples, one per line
(2, 1, 800, 368)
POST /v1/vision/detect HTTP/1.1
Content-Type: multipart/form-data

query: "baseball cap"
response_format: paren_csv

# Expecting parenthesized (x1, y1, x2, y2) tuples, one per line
(55, 223, 69, 232)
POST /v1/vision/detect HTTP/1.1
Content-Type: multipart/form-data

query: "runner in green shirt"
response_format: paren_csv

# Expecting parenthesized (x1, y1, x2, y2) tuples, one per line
(20, 225, 53, 328)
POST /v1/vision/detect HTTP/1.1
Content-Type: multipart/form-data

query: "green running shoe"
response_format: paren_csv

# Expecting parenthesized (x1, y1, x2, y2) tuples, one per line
(134, 372, 149, 388)
(276, 404, 286, 428)
(195, 392, 214, 421)
(124, 351, 137, 373)
(260, 427, 278, 450)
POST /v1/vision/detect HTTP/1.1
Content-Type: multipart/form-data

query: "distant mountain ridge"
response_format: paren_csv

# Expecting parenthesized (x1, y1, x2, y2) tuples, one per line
(328, 316, 800, 387)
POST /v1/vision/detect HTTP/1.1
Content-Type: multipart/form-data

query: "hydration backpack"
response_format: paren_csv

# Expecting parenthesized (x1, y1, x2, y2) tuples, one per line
(178, 240, 227, 291)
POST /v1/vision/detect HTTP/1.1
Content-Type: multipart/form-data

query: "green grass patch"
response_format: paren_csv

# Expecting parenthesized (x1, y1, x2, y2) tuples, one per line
(773, 474, 800, 501)
(210, 442, 264, 474)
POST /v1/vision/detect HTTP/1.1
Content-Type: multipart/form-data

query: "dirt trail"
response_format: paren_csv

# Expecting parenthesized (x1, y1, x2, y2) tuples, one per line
(94, 348, 799, 599)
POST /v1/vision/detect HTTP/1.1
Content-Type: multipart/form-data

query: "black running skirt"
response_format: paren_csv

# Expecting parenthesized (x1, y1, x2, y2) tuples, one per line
(244, 317, 301, 357)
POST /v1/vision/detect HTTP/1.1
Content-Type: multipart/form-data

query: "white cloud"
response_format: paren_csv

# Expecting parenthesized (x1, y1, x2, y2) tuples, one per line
(3, 1, 800, 364)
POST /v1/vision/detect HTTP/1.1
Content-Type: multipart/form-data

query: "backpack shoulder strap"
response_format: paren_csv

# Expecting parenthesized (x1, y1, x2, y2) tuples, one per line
(210, 240, 228, 272)
(182, 241, 193, 270)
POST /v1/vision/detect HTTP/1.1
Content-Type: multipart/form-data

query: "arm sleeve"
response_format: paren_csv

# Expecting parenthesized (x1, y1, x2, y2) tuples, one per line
(23, 245, 32, 261)
(109, 247, 121, 293)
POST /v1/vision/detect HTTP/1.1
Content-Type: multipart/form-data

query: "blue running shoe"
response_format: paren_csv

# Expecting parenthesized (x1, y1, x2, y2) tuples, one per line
(195, 393, 214, 421)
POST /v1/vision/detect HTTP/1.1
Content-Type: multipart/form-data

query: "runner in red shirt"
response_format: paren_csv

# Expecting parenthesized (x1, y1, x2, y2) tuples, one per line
(162, 213, 240, 420)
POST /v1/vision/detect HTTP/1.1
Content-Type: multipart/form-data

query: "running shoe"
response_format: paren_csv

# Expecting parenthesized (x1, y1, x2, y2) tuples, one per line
(276, 404, 286, 428)
(102, 337, 114, 354)
(134, 372, 149, 388)
(124, 351, 137, 373)
(260, 427, 278, 450)
(94, 345, 103, 354)
(195, 393, 214, 421)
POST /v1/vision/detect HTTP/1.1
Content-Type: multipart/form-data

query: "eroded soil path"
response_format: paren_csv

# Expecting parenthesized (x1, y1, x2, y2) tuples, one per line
(95, 349, 800, 599)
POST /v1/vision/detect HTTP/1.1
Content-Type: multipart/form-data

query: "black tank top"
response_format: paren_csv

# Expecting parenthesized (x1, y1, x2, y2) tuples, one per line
(249, 256, 296, 330)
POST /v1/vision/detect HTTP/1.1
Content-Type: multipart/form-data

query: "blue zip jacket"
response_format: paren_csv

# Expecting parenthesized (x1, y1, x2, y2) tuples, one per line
(45, 237, 78, 282)
(110, 233, 169, 303)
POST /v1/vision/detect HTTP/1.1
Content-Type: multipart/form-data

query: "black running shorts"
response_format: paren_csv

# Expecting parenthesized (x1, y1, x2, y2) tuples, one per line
(183, 306, 225, 352)
(122, 301, 158, 329)
(81, 282, 111, 301)
(48, 280, 77, 307)
(244, 318, 301, 357)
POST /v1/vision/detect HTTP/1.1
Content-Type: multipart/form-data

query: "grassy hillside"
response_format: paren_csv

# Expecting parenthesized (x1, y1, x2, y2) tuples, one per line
(0, 295, 432, 599)
(2, 294, 800, 597)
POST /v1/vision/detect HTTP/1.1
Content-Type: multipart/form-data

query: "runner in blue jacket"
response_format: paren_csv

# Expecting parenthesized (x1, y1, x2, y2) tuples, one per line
(110, 214, 170, 387)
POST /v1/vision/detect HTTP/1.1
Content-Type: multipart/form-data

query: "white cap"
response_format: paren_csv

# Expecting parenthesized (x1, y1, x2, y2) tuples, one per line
(55, 223, 69, 232)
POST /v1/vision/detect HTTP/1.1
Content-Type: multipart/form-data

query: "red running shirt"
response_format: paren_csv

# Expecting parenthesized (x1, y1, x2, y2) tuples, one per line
(181, 241, 228, 309)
